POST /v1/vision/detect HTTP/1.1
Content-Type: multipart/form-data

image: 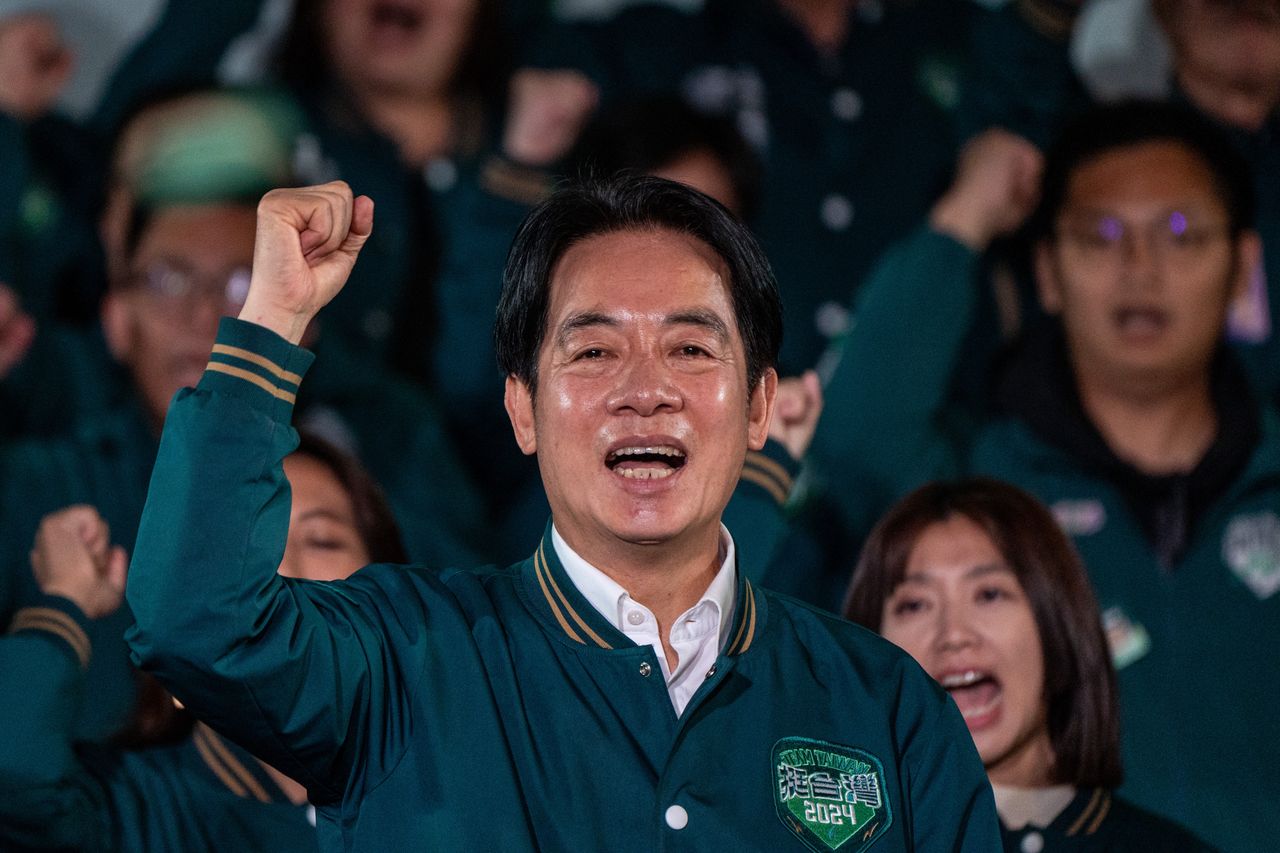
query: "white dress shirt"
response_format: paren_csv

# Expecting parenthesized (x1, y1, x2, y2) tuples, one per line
(552, 524, 737, 716)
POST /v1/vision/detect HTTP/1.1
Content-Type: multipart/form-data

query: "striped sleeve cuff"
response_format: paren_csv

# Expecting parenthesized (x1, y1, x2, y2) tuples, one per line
(740, 440, 800, 507)
(198, 318, 316, 423)
(7, 596, 93, 669)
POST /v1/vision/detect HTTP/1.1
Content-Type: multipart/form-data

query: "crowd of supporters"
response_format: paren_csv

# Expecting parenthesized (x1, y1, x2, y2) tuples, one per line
(0, 0, 1276, 850)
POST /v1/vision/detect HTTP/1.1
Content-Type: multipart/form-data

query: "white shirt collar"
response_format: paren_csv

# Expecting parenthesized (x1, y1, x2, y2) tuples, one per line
(551, 524, 738, 650)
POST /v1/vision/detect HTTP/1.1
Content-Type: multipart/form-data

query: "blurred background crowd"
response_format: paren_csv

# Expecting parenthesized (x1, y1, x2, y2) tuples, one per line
(0, 0, 1276, 850)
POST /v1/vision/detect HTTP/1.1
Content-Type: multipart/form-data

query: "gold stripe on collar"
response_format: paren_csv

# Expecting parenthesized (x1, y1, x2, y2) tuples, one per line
(738, 582, 758, 654)
(211, 344, 302, 385)
(194, 726, 248, 798)
(1065, 788, 1104, 837)
(200, 724, 271, 803)
(534, 547, 585, 644)
(205, 362, 297, 403)
(1085, 792, 1112, 836)
(728, 580, 757, 655)
(740, 466, 789, 506)
(537, 544, 613, 650)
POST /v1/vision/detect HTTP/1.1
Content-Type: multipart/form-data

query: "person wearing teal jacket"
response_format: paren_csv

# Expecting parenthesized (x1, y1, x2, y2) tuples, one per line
(126, 176, 1000, 851)
(527, 0, 967, 375)
(811, 104, 1279, 851)
(846, 479, 1214, 852)
(0, 431, 413, 851)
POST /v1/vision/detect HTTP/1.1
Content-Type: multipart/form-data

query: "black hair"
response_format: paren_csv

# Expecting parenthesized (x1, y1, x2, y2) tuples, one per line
(294, 430, 409, 565)
(846, 478, 1123, 789)
(493, 174, 782, 395)
(568, 96, 763, 219)
(1029, 99, 1257, 241)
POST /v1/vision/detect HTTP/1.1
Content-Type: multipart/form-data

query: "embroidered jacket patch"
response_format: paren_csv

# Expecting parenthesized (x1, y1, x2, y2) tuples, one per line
(772, 737, 892, 852)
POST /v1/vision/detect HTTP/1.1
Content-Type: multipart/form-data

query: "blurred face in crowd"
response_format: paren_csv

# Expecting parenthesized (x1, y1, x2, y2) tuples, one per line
(880, 515, 1054, 787)
(1036, 141, 1257, 397)
(1158, 0, 1280, 132)
(506, 228, 776, 557)
(652, 149, 742, 217)
(323, 0, 478, 98)
(280, 454, 370, 581)
(102, 204, 256, 427)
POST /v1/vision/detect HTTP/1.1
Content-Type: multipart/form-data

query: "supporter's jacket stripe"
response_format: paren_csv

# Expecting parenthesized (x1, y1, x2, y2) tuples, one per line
(194, 725, 249, 798)
(1066, 788, 1107, 837)
(742, 450, 794, 505)
(535, 544, 612, 649)
(204, 725, 272, 803)
(205, 362, 298, 403)
(8, 607, 91, 668)
(740, 466, 789, 506)
(211, 344, 303, 387)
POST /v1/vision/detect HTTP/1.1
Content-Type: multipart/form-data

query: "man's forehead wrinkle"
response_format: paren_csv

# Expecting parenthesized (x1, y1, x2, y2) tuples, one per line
(666, 308, 732, 342)
(555, 311, 619, 347)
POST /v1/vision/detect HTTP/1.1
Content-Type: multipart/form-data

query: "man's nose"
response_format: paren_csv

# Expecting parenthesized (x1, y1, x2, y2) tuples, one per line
(606, 355, 682, 416)
(1119, 228, 1161, 284)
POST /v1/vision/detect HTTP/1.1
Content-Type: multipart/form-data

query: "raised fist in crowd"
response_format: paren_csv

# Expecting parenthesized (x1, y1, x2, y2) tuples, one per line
(239, 181, 374, 345)
(0, 283, 35, 380)
(31, 506, 128, 620)
(769, 369, 824, 462)
(503, 68, 599, 167)
(929, 129, 1045, 252)
(0, 12, 73, 121)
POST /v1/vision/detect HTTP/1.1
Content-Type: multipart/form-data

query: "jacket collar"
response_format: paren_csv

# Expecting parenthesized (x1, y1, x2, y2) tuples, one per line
(521, 523, 763, 657)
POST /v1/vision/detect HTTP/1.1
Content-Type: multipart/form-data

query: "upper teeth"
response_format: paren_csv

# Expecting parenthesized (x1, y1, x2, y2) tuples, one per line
(940, 671, 984, 688)
(611, 446, 684, 458)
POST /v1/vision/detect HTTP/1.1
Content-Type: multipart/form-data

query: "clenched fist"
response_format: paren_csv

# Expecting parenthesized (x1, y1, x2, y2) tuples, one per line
(31, 506, 128, 620)
(929, 129, 1044, 252)
(239, 181, 374, 344)
(0, 13, 72, 121)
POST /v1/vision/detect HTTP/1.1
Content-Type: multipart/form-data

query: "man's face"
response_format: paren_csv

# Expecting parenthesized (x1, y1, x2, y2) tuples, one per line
(323, 0, 477, 99)
(505, 228, 776, 557)
(103, 205, 256, 426)
(1161, 0, 1280, 131)
(1037, 141, 1255, 394)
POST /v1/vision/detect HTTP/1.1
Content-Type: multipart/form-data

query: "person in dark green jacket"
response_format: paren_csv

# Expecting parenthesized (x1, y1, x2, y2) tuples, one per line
(811, 103, 1279, 851)
(0, 432, 409, 852)
(126, 175, 1000, 851)
(845, 478, 1214, 852)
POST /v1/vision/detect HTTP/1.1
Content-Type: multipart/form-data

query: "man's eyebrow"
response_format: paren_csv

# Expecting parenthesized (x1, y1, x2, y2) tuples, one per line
(666, 309, 730, 342)
(555, 311, 619, 347)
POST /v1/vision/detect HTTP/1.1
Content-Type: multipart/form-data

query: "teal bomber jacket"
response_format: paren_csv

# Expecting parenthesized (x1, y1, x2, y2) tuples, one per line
(125, 317, 1000, 852)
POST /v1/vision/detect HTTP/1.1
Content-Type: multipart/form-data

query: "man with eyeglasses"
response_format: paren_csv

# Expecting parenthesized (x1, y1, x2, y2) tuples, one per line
(809, 101, 1278, 849)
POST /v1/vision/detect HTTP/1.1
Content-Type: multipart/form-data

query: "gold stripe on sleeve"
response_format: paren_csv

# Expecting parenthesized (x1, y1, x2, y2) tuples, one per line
(538, 545, 613, 650)
(533, 548, 585, 645)
(194, 726, 248, 798)
(740, 466, 789, 506)
(211, 344, 303, 386)
(745, 452, 794, 493)
(201, 725, 271, 803)
(205, 362, 297, 404)
(8, 608, 91, 668)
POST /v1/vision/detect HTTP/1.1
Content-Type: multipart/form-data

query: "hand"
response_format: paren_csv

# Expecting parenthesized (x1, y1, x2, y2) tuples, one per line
(239, 182, 373, 344)
(0, 283, 35, 379)
(769, 370, 823, 461)
(30, 506, 128, 620)
(502, 68, 599, 167)
(929, 129, 1044, 251)
(0, 13, 73, 121)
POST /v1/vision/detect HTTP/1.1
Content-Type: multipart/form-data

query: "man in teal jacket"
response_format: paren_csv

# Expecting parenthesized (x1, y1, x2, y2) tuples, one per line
(813, 103, 1279, 851)
(126, 176, 999, 851)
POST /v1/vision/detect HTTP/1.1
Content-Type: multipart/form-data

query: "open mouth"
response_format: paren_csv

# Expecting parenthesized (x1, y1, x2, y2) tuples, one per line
(939, 669, 1002, 725)
(605, 445, 688, 480)
(1113, 306, 1170, 338)
(370, 0, 425, 35)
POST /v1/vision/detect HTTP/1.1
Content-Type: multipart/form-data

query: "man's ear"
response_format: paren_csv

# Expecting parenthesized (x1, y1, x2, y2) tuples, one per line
(747, 367, 779, 452)
(504, 375, 538, 456)
(100, 291, 134, 365)
(1034, 241, 1064, 315)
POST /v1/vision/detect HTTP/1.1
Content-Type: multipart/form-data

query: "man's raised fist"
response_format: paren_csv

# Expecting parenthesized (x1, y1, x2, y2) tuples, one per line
(240, 181, 374, 345)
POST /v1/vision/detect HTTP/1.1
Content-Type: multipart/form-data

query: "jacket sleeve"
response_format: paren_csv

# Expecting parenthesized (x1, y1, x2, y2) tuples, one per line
(899, 674, 1002, 850)
(724, 440, 799, 583)
(124, 318, 420, 804)
(809, 226, 983, 527)
(0, 595, 111, 850)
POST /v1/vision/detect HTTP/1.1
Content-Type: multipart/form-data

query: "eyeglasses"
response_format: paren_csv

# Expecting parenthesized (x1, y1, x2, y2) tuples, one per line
(128, 261, 252, 314)
(1055, 211, 1231, 266)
